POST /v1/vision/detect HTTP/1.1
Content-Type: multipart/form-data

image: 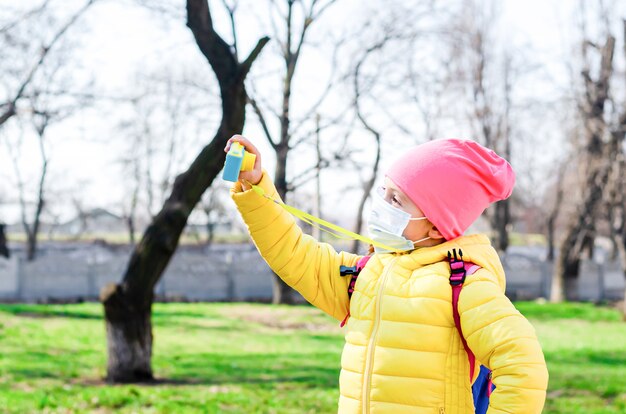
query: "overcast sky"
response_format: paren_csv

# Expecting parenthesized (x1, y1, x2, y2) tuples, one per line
(1, 0, 623, 229)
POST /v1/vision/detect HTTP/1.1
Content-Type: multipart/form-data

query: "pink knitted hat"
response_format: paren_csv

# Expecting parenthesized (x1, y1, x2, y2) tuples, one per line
(386, 139, 515, 240)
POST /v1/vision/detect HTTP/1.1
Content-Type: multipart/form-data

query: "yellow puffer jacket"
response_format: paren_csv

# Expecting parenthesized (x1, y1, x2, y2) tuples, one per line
(231, 172, 548, 414)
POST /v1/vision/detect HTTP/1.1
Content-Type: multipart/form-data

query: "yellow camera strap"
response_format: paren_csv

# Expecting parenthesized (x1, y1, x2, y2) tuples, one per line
(247, 181, 401, 253)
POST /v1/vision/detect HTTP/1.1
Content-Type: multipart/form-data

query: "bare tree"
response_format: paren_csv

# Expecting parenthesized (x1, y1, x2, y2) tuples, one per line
(23, 110, 50, 261)
(456, 1, 514, 253)
(115, 95, 156, 244)
(114, 66, 220, 245)
(348, 40, 387, 254)
(8, 90, 84, 260)
(0, 1, 97, 251)
(343, 2, 446, 252)
(99, 0, 269, 383)
(2, 26, 94, 260)
(551, 30, 616, 302)
(3, 105, 55, 262)
(247, 0, 342, 304)
(607, 20, 626, 318)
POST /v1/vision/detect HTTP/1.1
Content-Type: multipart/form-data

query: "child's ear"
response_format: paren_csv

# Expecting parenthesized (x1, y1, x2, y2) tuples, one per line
(428, 226, 445, 240)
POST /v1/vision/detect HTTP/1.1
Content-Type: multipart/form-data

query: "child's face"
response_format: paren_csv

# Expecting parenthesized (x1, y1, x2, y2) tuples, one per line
(382, 177, 444, 246)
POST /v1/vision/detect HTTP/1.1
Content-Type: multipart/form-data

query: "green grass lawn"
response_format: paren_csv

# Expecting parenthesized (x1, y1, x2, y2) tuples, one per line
(0, 301, 624, 413)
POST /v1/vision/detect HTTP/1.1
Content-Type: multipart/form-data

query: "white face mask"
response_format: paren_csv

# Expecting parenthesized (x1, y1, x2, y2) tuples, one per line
(367, 188, 430, 254)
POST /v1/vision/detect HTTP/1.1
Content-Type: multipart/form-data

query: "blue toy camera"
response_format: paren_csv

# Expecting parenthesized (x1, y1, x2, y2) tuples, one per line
(223, 142, 256, 182)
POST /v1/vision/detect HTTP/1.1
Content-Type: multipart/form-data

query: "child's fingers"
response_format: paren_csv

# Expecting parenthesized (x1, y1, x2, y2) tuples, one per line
(225, 135, 243, 152)
(225, 135, 260, 157)
(224, 135, 263, 186)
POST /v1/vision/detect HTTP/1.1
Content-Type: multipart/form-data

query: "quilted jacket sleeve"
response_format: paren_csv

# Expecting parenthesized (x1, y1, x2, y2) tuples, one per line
(459, 272, 549, 414)
(230, 171, 360, 321)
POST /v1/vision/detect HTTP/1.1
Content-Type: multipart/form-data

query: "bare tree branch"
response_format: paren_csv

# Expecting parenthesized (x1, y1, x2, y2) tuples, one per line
(310, 0, 338, 21)
(0, 0, 50, 34)
(186, 0, 238, 83)
(248, 96, 278, 149)
(268, 0, 287, 56)
(289, 103, 351, 148)
(289, 33, 347, 137)
(239, 36, 271, 78)
(0, 0, 97, 128)
(220, 0, 239, 60)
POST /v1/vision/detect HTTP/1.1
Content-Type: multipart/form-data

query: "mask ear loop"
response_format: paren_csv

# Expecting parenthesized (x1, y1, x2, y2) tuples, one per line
(406, 217, 430, 246)
(410, 235, 431, 245)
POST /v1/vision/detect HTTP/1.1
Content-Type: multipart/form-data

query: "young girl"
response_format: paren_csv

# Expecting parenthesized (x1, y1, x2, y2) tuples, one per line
(226, 136, 548, 414)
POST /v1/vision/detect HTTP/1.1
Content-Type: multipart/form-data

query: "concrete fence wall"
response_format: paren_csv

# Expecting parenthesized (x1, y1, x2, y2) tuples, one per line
(502, 252, 625, 301)
(0, 244, 278, 303)
(0, 244, 624, 303)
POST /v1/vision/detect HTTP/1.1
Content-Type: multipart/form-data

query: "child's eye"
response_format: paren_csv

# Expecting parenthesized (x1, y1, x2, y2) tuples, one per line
(392, 196, 401, 206)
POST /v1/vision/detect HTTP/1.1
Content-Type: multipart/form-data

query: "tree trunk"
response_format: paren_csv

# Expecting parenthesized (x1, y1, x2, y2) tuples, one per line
(497, 54, 513, 255)
(206, 222, 215, 245)
(101, 284, 153, 382)
(620, 177, 626, 317)
(0, 224, 9, 258)
(274, 143, 289, 201)
(22, 117, 49, 262)
(26, 231, 37, 262)
(272, 274, 295, 305)
(546, 214, 556, 263)
(546, 163, 567, 261)
(564, 276, 579, 302)
(554, 199, 598, 303)
(100, 0, 269, 383)
(551, 251, 581, 302)
(26, 173, 46, 262)
(492, 199, 510, 253)
(550, 257, 565, 303)
(127, 216, 136, 246)
(272, 143, 295, 304)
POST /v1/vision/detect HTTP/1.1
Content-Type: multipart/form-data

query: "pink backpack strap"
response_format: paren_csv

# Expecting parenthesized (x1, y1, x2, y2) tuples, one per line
(339, 255, 372, 327)
(356, 255, 371, 270)
(448, 248, 481, 381)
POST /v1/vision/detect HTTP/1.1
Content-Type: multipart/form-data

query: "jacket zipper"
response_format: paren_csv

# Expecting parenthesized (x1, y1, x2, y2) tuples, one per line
(362, 257, 398, 414)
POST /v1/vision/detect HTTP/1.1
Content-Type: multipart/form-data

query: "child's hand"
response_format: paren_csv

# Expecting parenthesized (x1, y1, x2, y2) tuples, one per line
(225, 135, 263, 190)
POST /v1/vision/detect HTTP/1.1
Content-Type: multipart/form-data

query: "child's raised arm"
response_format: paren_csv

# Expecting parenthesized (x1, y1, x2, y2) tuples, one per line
(226, 135, 361, 321)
